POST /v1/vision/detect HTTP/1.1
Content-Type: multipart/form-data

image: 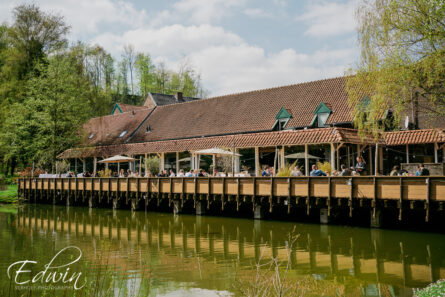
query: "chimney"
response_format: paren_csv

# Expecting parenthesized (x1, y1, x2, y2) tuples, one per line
(174, 92, 183, 102)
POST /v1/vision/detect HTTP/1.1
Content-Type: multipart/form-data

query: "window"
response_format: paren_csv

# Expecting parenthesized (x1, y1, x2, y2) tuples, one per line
(273, 107, 292, 131)
(317, 113, 330, 127)
(146, 125, 151, 133)
(119, 130, 127, 138)
(88, 133, 95, 139)
(311, 102, 332, 128)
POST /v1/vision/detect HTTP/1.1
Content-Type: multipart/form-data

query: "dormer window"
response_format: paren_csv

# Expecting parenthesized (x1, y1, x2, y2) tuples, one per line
(88, 133, 95, 139)
(311, 102, 332, 128)
(273, 107, 292, 131)
(119, 130, 127, 138)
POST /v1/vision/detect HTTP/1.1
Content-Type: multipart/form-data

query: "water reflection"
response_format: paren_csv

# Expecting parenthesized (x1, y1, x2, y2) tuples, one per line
(3, 205, 445, 296)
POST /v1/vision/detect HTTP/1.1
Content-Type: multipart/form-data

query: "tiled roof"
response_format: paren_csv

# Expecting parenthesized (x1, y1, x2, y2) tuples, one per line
(131, 77, 356, 142)
(59, 128, 369, 158)
(150, 93, 200, 106)
(116, 103, 148, 113)
(81, 108, 154, 146)
(384, 129, 445, 146)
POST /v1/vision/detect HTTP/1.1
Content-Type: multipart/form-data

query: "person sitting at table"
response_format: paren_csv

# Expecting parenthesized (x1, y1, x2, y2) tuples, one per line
(416, 164, 430, 176)
(213, 168, 221, 177)
(198, 169, 205, 177)
(310, 164, 327, 176)
(262, 167, 271, 177)
(390, 165, 400, 176)
(177, 169, 185, 177)
(355, 156, 367, 175)
(290, 166, 303, 177)
(185, 169, 194, 177)
(340, 164, 352, 176)
(169, 169, 176, 177)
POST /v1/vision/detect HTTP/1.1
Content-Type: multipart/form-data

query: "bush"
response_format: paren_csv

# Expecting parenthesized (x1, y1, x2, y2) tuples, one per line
(316, 161, 332, 175)
(144, 156, 160, 175)
(414, 280, 445, 297)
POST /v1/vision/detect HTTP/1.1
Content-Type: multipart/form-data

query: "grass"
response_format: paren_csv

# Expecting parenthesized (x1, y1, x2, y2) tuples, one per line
(0, 184, 18, 204)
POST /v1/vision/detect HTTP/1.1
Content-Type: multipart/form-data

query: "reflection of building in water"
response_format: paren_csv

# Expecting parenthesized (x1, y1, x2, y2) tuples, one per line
(14, 205, 445, 295)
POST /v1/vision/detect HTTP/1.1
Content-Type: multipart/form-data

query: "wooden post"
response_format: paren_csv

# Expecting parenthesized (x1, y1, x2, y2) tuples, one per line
(379, 146, 384, 174)
(375, 143, 379, 176)
(347, 146, 351, 168)
(160, 152, 165, 171)
(212, 154, 216, 172)
(434, 143, 438, 163)
(330, 143, 335, 173)
(254, 147, 260, 177)
(93, 157, 97, 175)
(75, 159, 78, 174)
(304, 144, 309, 176)
(406, 144, 410, 163)
(280, 146, 285, 169)
(144, 153, 148, 175)
(139, 156, 142, 176)
(176, 152, 180, 175)
(368, 146, 373, 175)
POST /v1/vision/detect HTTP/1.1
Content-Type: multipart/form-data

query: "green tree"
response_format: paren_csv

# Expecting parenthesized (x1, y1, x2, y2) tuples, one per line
(347, 0, 445, 134)
(0, 53, 93, 172)
(135, 53, 156, 96)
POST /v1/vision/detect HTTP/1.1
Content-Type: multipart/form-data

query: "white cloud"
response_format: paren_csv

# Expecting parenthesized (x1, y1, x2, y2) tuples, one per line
(151, 0, 247, 27)
(296, 1, 357, 37)
(243, 8, 273, 18)
(92, 24, 243, 59)
(0, 0, 147, 38)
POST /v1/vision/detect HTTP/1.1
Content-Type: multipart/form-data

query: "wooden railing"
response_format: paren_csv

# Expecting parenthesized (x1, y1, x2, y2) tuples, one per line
(17, 176, 445, 201)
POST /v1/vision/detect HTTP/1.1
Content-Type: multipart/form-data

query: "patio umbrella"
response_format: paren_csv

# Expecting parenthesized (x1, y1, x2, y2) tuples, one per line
(194, 148, 242, 174)
(98, 155, 136, 173)
(285, 152, 320, 159)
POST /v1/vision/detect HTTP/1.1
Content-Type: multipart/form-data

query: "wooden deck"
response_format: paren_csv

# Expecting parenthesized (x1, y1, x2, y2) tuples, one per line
(18, 176, 445, 224)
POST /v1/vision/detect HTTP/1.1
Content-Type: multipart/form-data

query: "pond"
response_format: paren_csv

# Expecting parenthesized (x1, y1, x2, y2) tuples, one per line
(0, 204, 444, 296)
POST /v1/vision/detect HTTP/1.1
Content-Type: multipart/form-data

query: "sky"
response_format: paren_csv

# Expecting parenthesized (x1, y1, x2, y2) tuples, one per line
(0, 0, 360, 96)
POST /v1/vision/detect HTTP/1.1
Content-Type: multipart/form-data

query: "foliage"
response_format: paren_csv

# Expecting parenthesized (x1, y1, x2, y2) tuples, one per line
(277, 161, 298, 177)
(215, 155, 234, 173)
(98, 168, 112, 177)
(145, 156, 160, 175)
(347, 0, 445, 135)
(414, 280, 445, 297)
(55, 160, 70, 174)
(316, 161, 332, 175)
(0, 4, 206, 175)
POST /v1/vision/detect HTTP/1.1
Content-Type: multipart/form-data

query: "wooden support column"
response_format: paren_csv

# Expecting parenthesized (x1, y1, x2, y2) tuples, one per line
(176, 152, 180, 175)
(374, 143, 379, 176)
(304, 144, 309, 176)
(330, 143, 335, 173)
(75, 159, 78, 173)
(93, 157, 97, 175)
(368, 146, 373, 175)
(139, 156, 142, 176)
(144, 153, 148, 175)
(160, 152, 165, 171)
(254, 147, 260, 177)
(434, 143, 438, 163)
(234, 148, 240, 173)
(379, 146, 384, 175)
(406, 144, 410, 163)
(280, 146, 285, 169)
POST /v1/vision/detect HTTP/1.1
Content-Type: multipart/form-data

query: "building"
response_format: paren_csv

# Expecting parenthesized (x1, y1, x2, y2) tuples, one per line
(58, 77, 445, 176)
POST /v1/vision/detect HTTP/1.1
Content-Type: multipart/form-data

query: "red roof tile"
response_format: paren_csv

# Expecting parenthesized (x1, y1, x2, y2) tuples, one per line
(130, 76, 356, 142)
(59, 128, 370, 158)
(384, 129, 445, 146)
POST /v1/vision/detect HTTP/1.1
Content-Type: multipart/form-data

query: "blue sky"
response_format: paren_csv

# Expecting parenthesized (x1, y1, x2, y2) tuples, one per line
(0, 0, 359, 96)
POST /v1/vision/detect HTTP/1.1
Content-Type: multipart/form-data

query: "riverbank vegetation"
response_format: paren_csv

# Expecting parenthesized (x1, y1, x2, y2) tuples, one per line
(0, 4, 206, 175)
(0, 184, 17, 204)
